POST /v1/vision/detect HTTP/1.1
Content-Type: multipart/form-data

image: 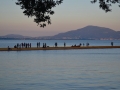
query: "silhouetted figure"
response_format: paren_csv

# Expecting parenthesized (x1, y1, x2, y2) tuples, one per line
(8, 46, 11, 51)
(88, 43, 89, 46)
(79, 43, 82, 47)
(17, 43, 19, 48)
(37, 42, 38, 47)
(56, 42, 57, 47)
(39, 42, 40, 47)
(83, 43, 84, 46)
(19, 44, 21, 48)
(24, 43, 25, 48)
(64, 42, 66, 47)
(111, 42, 113, 46)
(55, 42, 56, 47)
(14, 45, 17, 48)
(28, 43, 29, 48)
(86, 43, 89, 46)
(21, 43, 23, 48)
(30, 43, 31, 48)
(26, 43, 27, 48)
(43, 43, 45, 48)
(45, 43, 46, 48)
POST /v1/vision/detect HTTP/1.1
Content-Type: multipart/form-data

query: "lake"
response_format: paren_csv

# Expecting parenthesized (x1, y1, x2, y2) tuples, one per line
(0, 40, 120, 90)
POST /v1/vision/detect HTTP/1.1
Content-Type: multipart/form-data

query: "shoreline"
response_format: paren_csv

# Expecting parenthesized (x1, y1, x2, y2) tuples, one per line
(0, 46, 120, 51)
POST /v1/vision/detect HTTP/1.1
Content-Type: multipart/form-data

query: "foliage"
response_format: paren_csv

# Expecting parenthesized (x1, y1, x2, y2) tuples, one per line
(16, 0, 120, 27)
(91, 0, 120, 12)
(16, 0, 63, 27)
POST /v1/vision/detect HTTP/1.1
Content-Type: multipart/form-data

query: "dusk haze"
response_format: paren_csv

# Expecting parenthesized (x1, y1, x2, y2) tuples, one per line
(0, 0, 120, 37)
(0, 1, 120, 90)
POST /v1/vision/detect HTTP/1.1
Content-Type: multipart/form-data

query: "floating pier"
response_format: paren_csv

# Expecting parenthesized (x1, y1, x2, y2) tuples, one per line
(0, 46, 120, 51)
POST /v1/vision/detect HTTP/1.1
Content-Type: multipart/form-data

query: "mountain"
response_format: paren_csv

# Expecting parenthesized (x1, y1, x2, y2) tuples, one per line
(0, 26, 120, 40)
(52, 25, 120, 39)
(118, 31, 120, 36)
(4, 34, 25, 38)
(0, 34, 32, 39)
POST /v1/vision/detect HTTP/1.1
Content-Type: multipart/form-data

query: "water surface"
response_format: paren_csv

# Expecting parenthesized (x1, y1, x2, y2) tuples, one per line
(0, 40, 120, 90)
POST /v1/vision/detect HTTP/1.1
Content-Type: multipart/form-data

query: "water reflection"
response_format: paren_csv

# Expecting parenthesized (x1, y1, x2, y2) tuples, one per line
(0, 49, 120, 90)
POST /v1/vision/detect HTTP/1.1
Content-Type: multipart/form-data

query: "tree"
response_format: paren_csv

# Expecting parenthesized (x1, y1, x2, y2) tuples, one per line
(16, 0, 63, 28)
(91, 0, 120, 12)
(16, 0, 120, 28)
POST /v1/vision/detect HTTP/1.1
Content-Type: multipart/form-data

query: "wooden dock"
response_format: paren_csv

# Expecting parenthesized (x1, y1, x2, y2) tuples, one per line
(0, 46, 120, 51)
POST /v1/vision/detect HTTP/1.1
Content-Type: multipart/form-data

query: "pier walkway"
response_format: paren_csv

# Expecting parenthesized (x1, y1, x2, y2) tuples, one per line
(0, 46, 120, 51)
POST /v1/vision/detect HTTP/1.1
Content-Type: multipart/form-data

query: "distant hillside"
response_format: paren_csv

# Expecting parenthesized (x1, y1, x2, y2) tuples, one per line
(0, 34, 31, 38)
(0, 26, 120, 40)
(52, 26, 120, 39)
(118, 31, 120, 36)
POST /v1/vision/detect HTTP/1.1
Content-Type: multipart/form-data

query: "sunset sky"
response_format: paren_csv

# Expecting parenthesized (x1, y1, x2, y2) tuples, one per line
(0, 0, 120, 37)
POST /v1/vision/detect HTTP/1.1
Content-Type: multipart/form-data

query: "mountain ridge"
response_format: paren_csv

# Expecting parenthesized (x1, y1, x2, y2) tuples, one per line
(1, 34, 32, 38)
(0, 25, 120, 40)
(52, 25, 120, 39)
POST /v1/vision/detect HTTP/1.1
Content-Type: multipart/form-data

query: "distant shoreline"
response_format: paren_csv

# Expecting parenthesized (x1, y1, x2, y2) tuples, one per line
(1, 26, 120, 40)
(0, 46, 120, 51)
(0, 39, 120, 40)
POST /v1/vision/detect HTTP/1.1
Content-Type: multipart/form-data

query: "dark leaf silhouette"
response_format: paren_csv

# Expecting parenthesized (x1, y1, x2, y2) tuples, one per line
(16, 0, 120, 28)
(91, 0, 120, 12)
(16, 0, 63, 27)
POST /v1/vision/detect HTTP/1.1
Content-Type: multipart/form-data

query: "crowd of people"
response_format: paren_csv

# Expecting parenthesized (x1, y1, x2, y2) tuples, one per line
(37, 42, 40, 48)
(37, 42, 49, 48)
(11, 42, 114, 49)
(14, 43, 31, 48)
(12, 42, 94, 49)
(71, 43, 89, 47)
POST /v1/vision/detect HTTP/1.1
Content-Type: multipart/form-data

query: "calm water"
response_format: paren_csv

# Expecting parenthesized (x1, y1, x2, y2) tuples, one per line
(0, 40, 120, 48)
(0, 40, 120, 90)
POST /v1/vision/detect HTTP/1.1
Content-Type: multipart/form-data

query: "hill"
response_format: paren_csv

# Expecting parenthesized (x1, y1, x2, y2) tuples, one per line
(52, 26, 120, 39)
(0, 26, 120, 40)
(4, 34, 25, 38)
(0, 34, 32, 39)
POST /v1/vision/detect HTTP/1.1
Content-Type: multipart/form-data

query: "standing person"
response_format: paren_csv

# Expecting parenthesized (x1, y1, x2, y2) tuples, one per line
(28, 43, 29, 48)
(23, 43, 25, 48)
(88, 43, 89, 46)
(45, 43, 46, 48)
(86, 43, 89, 46)
(111, 42, 113, 46)
(83, 43, 84, 46)
(30, 43, 31, 48)
(37, 42, 38, 48)
(19, 44, 21, 48)
(25, 43, 27, 48)
(55, 42, 56, 47)
(43, 43, 44, 48)
(56, 42, 57, 47)
(64, 42, 66, 47)
(39, 42, 40, 47)
(17, 43, 19, 48)
(21, 43, 23, 48)
(8, 46, 10, 50)
(55, 42, 57, 47)
(79, 43, 81, 47)
(38, 42, 39, 47)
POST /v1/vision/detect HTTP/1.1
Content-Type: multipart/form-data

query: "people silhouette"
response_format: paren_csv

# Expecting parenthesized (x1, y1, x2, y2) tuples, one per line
(64, 42, 66, 47)
(111, 42, 113, 46)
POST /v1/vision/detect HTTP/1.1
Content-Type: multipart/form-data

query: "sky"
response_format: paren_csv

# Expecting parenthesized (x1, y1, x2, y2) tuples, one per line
(0, 0, 120, 37)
